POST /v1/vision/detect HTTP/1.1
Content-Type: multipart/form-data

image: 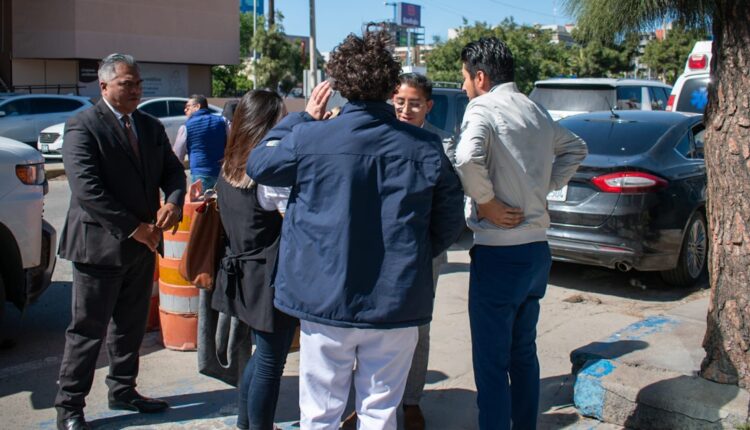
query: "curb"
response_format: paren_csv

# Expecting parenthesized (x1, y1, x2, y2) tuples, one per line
(571, 311, 750, 429)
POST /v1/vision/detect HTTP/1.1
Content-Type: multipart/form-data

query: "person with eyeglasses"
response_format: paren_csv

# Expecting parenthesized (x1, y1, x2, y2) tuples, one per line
(172, 94, 228, 191)
(341, 72, 460, 430)
(247, 31, 465, 430)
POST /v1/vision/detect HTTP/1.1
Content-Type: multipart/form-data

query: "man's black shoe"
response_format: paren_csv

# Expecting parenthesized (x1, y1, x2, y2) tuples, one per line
(108, 391, 169, 413)
(57, 416, 90, 430)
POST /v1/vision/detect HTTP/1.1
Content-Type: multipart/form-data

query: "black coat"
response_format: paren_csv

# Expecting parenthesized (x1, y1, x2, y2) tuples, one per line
(212, 177, 295, 333)
(58, 100, 186, 265)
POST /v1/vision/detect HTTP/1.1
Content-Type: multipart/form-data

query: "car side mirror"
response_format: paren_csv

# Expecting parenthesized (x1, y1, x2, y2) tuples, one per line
(0, 111, 6, 118)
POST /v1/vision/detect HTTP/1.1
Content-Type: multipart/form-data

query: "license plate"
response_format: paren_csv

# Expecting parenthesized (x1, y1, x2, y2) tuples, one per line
(547, 185, 568, 202)
(41, 144, 49, 152)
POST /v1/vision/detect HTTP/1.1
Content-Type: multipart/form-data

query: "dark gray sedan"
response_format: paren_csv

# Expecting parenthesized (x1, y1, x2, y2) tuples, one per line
(547, 110, 707, 286)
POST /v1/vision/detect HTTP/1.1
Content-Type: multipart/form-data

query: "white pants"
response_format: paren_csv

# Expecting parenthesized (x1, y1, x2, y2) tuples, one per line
(299, 320, 419, 430)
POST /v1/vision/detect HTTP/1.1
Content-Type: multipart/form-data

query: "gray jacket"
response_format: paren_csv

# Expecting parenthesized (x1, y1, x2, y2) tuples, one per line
(424, 120, 457, 165)
(455, 82, 587, 247)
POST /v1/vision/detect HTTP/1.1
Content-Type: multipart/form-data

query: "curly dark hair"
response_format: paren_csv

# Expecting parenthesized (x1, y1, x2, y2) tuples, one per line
(326, 30, 401, 101)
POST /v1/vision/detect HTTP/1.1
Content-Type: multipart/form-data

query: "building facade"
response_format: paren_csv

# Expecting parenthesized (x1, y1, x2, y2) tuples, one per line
(0, 0, 239, 97)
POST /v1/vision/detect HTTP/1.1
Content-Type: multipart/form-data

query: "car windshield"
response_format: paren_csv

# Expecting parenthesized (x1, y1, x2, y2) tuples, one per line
(561, 117, 673, 156)
(530, 85, 615, 112)
(676, 76, 710, 113)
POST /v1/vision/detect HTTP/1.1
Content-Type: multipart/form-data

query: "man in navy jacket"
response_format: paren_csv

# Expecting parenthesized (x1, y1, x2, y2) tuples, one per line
(247, 31, 464, 429)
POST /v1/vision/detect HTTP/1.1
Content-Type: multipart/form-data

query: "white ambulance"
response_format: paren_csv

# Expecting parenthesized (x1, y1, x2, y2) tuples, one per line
(666, 40, 712, 113)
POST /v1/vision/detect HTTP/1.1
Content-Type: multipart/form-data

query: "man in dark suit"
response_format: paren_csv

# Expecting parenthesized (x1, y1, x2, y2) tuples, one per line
(54, 53, 186, 430)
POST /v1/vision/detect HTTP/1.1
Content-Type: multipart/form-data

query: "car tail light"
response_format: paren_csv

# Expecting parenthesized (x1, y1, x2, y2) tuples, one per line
(688, 54, 708, 71)
(665, 94, 675, 111)
(16, 163, 46, 186)
(591, 172, 667, 194)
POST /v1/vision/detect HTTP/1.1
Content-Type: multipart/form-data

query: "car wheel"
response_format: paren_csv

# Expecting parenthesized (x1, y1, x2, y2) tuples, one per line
(660, 211, 708, 287)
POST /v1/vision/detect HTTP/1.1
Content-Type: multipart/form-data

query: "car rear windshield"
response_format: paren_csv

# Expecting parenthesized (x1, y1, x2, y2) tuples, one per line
(560, 118, 673, 156)
(676, 76, 710, 113)
(529, 85, 614, 112)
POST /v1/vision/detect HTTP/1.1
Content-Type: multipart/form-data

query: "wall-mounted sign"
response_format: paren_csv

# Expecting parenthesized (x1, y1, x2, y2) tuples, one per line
(78, 60, 99, 83)
(398, 2, 421, 28)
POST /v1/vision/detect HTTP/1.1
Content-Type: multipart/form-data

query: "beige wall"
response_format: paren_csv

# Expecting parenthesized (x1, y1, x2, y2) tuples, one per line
(12, 0, 239, 65)
(12, 59, 78, 93)
(187, 65, 211, 96)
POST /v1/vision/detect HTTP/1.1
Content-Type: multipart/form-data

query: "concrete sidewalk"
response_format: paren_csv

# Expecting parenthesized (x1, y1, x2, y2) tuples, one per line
(571, 298, 750, 429)
(21, 244, 631, 430)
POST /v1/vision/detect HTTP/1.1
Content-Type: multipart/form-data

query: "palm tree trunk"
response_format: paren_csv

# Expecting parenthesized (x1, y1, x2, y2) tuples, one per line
(700, 0, 750, 389)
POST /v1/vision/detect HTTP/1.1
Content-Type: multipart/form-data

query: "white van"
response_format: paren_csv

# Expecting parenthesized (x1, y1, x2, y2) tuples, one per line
(666, 40, 712, 113)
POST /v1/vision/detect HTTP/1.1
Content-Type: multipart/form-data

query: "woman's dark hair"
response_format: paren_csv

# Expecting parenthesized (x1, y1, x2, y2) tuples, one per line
(461, 37, 515, 86)
(398, 73, 433, 100)
(326, 30, 401, 101)
(221, 90, 285, 187)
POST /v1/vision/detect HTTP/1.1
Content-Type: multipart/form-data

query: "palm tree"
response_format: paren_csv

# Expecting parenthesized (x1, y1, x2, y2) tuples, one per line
(563, 0, 750, 389)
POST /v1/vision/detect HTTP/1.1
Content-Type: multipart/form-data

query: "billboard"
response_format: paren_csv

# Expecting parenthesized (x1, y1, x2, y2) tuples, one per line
(240, 0, 264, 15)
(398, 2, 421, 28)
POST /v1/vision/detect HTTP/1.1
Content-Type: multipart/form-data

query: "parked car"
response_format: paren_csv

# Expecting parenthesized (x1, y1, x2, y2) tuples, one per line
(138, 97, 222, 144)
(0, 94, 93, 145)
(547, 110, 707, 286)
(37, 97, 224, 159)
(666, 41, 712, 114)
(666, 73, 710, 114)
(221, 99, 239, 125)
(37, 121, 65, 160)
(427, 87, 469, 140)
(0, 137, 56, 322)
(529, 78, 672, 120)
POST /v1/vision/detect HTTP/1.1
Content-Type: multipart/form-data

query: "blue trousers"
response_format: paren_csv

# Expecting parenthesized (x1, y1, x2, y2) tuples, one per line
(236, 325, 296, 430)
(468, 242, 551, 430)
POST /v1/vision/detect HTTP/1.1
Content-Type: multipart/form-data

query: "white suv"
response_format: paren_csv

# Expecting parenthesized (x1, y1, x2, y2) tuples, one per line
(0, 137, 56, 322)
(0, 94, 93, 145)
(529, 78, 673, 120)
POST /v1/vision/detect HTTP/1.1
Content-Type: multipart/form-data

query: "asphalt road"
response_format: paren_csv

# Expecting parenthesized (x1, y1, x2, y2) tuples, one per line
(0, 179, 709, 429)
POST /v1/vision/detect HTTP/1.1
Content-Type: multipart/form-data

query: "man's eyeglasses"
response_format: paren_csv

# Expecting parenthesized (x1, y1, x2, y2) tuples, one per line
(393, 99, 425, 113)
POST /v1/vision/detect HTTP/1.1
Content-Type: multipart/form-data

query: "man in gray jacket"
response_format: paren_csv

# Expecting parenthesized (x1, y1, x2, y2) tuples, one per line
(455, 37, 587, 430)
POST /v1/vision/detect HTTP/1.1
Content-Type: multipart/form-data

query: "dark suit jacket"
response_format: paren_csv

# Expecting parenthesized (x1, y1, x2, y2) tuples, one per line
(58, 100, 186, 266)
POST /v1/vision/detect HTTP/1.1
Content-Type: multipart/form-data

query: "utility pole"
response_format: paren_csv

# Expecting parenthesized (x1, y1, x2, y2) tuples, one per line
(269, 0, 275, 27)
(252, 0, 257, 89)
(309, 0, 317, 87)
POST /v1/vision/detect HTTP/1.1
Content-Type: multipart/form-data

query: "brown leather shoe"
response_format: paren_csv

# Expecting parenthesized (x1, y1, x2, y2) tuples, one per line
(341, 411, 357, 430)
(403, 404, 425, 430)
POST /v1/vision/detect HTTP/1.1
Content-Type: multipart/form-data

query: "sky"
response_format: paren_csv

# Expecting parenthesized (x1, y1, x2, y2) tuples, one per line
(270, 0, 574, 52)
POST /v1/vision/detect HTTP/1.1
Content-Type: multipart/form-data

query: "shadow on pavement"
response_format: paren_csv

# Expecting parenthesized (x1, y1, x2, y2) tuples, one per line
(86, 388, 238, 429)
(425, 370, 449, 384)
(0, 280, 167, 408)
(441, 262, 469, 275)
(549, 261, 707, 302)
(570, 340, 649, 374)
(623, 374, 741, 428)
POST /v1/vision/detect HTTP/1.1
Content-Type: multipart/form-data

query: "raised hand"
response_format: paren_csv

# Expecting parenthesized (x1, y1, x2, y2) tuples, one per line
(305, 80, 333, 120)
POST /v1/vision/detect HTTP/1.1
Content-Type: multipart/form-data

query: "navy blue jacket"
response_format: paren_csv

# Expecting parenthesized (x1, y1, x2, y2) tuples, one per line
(186, 109, 226, 177)
(247, 101, 465, 329)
